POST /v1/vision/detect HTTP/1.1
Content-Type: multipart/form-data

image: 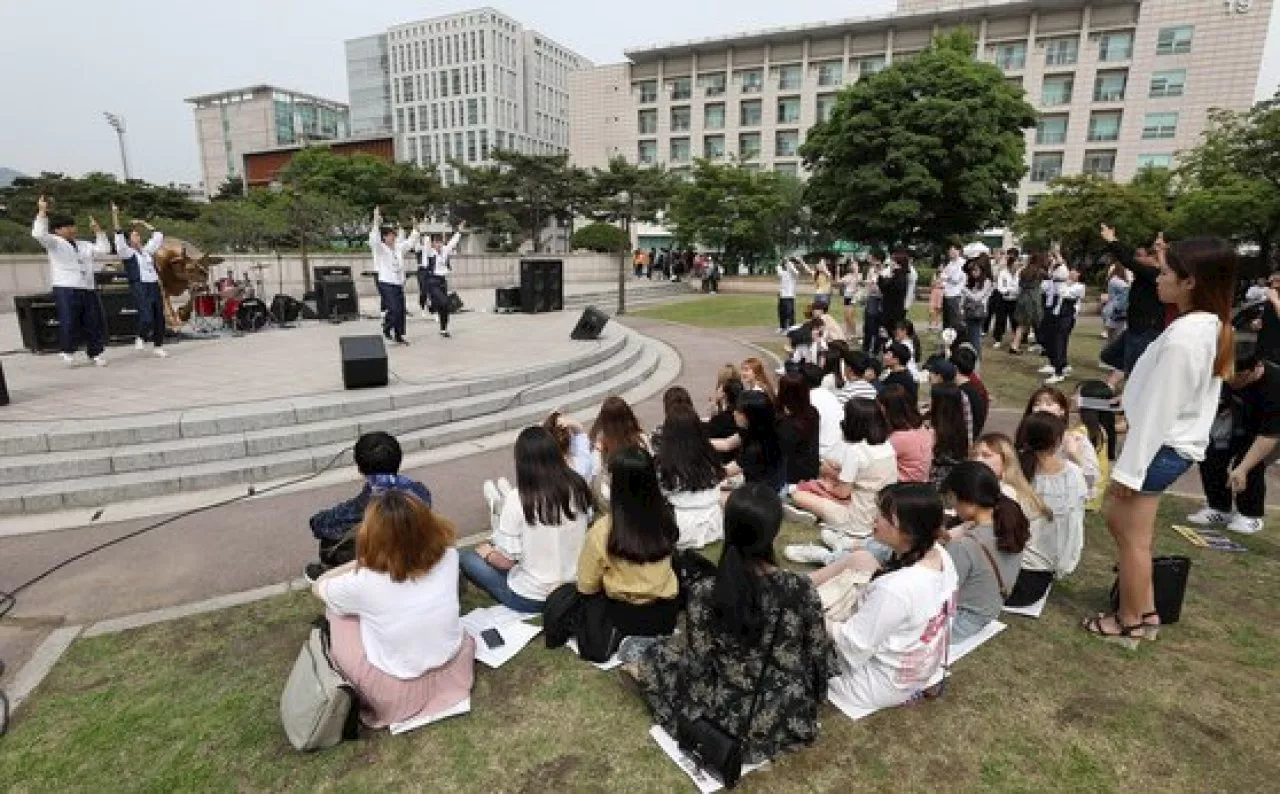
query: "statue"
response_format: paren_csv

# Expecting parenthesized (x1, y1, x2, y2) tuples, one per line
(152, 239, 223, 329)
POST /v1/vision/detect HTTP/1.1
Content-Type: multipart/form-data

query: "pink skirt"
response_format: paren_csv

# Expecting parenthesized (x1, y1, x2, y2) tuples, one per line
(328, 611, 475, 729)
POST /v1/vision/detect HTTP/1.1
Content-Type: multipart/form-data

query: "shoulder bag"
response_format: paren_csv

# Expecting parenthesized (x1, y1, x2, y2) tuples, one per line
(280, 616, 360, 751)
(972, 537, 1010, 600)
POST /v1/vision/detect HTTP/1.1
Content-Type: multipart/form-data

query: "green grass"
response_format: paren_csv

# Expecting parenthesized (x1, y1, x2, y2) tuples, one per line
(3, 501, 1278, 793)
(632, 295, 778, 328)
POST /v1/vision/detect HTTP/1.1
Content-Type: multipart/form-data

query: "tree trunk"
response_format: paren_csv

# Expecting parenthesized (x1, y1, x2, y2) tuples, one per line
(300, 234, 311, 294)
(617, 217, 629, 316)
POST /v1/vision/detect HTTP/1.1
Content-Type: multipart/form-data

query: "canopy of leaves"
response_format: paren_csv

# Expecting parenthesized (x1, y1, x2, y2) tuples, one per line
(666, 159, 806, 265)
(1011, 175, 1169, 267)
(571, 221, 630, 253)
(277, 148, 440, 224)
(450, 150, 593, 252)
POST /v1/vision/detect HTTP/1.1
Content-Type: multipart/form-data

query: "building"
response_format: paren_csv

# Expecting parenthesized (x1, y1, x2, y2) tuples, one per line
(572, 0, 1274, 214)
(186, 86, 351, 198)
(345, 7, 591, 185)
(241, 135, 396, 190)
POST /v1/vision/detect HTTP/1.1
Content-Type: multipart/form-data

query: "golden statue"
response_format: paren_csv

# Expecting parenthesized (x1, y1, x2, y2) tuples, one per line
(153, 239, 223, 329)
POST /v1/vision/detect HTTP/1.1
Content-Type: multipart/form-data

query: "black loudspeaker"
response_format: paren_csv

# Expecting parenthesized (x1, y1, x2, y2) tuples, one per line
(447, 291, 464, 313)
(520, 258, 564, 314)
(571, 306, 609, 341)
(317, 279, 358, 320)
(271, 294, 302, 324)
(494, 286, 522, 313)
(340, 335, 388, 389)
(313, 265, 353, 282)
(14, 294, 61, 353)
(0, 360, 9, 406)
(97, 290, 139, 343)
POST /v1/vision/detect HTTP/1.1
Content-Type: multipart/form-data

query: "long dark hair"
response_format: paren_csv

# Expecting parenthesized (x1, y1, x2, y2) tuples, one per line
(1016, 412, 1066, 481)
(590, 395, 645, 463)
(878, 384, 922, 431)
(874, 483, 945, 579)
(606, 447, 679, 564)
(942, 461, 1031, 554)
(713, 483, 782, 644)
(514, 426, 594, 526)
(929, 384, 969, 461)
(1167, 237, 1238, 379)
(736, 389, 781, 463)
(655, 404, 723, 492)
(775, 373, 818, 440)
(841, 398, 889, 445)
(662, 386, 693, 418)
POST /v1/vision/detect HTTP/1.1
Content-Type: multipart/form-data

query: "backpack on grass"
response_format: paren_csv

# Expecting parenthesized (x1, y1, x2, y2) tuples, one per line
(280, 617, 360, 751)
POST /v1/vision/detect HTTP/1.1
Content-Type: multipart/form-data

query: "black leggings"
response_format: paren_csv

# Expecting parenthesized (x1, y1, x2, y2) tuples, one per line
(1006, 569, 1054, 607)
(424, 275, 450, 331)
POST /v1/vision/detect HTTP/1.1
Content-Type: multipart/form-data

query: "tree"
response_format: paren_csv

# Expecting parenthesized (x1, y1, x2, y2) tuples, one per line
(212, 177, 245, 201)
(585, 157, 675, 313)
(277, 147, 440, 222)
(450, 150, 589, 253)
(1011, 175, 1169, 268)
(571, 221, 629, 253)
(800, 29, 1035, 248)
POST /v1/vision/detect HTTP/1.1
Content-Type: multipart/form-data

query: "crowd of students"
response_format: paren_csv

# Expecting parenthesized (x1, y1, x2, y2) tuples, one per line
(293, 228, 1265, 773)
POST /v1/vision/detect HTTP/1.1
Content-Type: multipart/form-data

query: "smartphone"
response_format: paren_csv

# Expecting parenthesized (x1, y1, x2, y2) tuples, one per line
(480, 628, 505, 649)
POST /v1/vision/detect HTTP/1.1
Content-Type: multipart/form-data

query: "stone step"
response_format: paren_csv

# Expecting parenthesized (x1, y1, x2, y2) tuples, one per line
(0, 334, 664, 515)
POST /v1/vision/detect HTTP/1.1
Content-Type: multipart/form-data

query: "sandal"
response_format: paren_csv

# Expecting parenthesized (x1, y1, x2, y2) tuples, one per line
(1082, 613, 1147, 649)
(1140, 611, 1160, 641)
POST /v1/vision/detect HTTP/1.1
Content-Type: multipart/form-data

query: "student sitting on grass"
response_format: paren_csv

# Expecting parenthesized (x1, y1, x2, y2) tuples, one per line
(721, 390, 787, 496)
(305, 431, 432, 582)
(590, 395, 650, 502)
(1023, 386, 1102, 502)
(879, 384, 934, 483)
(837, 349, 880, 403)
(654, 404, 725, 549)
(775, 373, 822, 486)
(312, 489, 473, 729)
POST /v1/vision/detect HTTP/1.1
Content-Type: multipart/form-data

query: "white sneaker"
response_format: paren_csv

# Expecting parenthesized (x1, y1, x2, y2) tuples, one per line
(1064, 365, 1074, 375)
(482, 480, 501, 516)
(60, 352, 76, 365)
(92, 355, 108, 367)
(153, 347, 168, 358)
(1044, 374, 1066, 385)
(1226, 515, 1264, 535)
(1038, 364, 1056, 375)
(782, 503, 818, 527)
(784, 544, 834, 566)
(1186, 507, 1231, 526)
(992, 342, 1002, 349)
(134, 338, 146, 350)
(821, 528, 858, 553)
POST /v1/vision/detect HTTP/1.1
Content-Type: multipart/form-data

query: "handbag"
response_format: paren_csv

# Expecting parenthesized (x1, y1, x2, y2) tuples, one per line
(675, 605, 787, 789)
(279, 617, 360, 752)
(1108, 556, 1192, 625)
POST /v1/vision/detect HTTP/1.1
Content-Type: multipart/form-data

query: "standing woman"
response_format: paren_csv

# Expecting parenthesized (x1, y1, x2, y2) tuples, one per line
(840, 259, 862, 336)
(1009, 253, 1046, 355)
(878, 252, 910, 346)
(110, 202, 167, 358)
(990, 251, 1020, 349)
(861, 251, 885, 355)
(777, 256, 800, 333)
(1087, 238, 1237, 645)
(961, 256, 995, 359)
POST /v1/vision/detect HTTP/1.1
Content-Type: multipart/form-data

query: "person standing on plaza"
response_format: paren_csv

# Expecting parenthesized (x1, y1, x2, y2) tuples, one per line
(369, 206, 417, 346)
(1008, 253, 1045, 355)
(776, 256, 800, 334)
(420, 220, 465, 339)
(1100, 259, 1132, 344)
(110, 202, 167, 358)
(803, 258, 833, 311)
(31, 196, 111, 366)
(941, 244, 967, 333)
(990, 250, 1020, 349)
(1100, 224, 1166, 391)
(861, 250, 885, 355)
(878, 251, 910, 345)
(961, 256, 994, 360)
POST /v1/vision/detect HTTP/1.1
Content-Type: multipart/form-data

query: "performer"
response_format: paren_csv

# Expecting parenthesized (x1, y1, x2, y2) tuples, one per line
(369, 206, 417, 345)
(420, 221, 465, 339)
(31, 196, 111, 366)
(111, 203, 167, 358)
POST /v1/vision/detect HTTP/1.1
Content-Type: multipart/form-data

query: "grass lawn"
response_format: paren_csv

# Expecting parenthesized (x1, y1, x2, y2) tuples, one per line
(632, 294, 779, 328)
(2, 500, 1278, 793)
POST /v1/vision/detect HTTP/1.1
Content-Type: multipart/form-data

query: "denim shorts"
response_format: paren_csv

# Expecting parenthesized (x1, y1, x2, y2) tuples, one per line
(1139, 445, 1193, 494)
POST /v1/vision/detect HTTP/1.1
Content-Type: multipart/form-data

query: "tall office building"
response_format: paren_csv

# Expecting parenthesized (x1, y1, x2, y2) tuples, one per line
(571, 0, 1274, 213)
(186, 85, 350, 197)
(345, 7, 591, 185)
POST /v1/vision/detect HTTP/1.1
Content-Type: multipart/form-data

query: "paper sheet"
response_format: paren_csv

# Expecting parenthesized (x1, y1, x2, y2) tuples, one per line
(649, 725, 768, 794)
(460, 607, 543, 669)
(459, 604, 539, 632)
(1004, 587, 1052, 618)
(564, 638, 624, 671)
(388, 698, 471, 735)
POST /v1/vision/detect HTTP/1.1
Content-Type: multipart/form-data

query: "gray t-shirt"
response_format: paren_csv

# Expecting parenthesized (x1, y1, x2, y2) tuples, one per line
(948, 524, 1023, 627)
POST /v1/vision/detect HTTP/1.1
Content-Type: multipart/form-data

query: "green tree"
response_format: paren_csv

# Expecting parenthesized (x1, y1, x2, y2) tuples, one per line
(450, 150, 589, 253)
(666, 160, 804, 268)
(571, 221, 629, 253)
(1011, 175, 1169, 267)
(585, 157, 675, 313)
(277, 147, 440, 222)
(800, 29, 1035, 248)
(212, 177, 245, 201)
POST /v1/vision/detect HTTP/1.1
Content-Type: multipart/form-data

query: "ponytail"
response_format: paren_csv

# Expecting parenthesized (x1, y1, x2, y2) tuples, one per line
(712, 544, 764, 643)
(1215, 323, 1235, 381)
(992, 495, 1031, 553)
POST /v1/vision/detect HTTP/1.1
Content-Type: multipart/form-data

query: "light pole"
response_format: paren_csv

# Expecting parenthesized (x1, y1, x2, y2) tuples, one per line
(103, 112, 132, 181)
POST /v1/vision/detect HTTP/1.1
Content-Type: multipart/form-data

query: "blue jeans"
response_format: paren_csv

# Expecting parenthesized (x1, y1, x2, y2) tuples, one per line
(965, 318, 985, 360)
(952, 609, 991, 643)
(52, 286, 105, 357)
(376, 280, 406, 340)
(132, 281, 165, 346)
(458, 549, 545, 613)
(1139, 445, 1193, 494)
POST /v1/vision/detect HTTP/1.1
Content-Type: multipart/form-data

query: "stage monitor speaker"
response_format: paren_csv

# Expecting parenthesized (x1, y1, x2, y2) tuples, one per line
(14, 294, 61, 353)
(317, 279, 358, 320)
(0, 360, 9, 406)
(98, 290, 139, 343)
(340, 335, 388, 389)
(494, 285, 522, 313)
(570, 306, 609, 341)
(313, 265, 353, 283)
(520, 258, 564, 314)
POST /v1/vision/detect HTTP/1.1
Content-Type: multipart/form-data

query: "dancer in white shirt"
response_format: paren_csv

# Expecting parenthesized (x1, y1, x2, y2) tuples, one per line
(776, 257, 800, 334)
(31, 196, 111, 366)
(419, 223, 465, 338)
(368, 206, 418, 345)
(110, 202, 167, 357)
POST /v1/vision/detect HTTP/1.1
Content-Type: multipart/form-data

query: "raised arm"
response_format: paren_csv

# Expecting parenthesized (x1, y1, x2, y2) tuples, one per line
(89, 216, 110, 256)
(442, 223, 464, 256)
(30, 195, 58, 249)
(368, 207, 382, 250)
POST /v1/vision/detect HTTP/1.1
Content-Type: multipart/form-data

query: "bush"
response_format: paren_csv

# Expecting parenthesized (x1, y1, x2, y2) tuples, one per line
(571, 222, 628, 253)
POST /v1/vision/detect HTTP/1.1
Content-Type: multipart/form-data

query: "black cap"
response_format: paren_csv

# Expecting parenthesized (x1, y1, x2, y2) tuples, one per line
(926, 358, 957, 382)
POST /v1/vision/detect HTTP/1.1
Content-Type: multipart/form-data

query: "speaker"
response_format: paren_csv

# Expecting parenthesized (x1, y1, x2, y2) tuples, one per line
(98, 290, 139, 343)
(94, 271, 131, 289)
(340, 335, 388, 389)
(14, 294, 61, 353)
(520, 258, 564, 314)
(447, 291, 464, 313)
(494, 286, 522, 313)
(571, 306, 609, 341)
(317, 279, 358, 320)
(313, 265, 353, 282)
(0, 360, 9, 406)
(271, 294, 302, 324)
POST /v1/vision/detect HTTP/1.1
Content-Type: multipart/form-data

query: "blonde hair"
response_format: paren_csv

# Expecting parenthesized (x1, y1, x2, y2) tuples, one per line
(740, 357, 776, 402)
(974, 433, 1051, 519)
(715, 364, 740, 391)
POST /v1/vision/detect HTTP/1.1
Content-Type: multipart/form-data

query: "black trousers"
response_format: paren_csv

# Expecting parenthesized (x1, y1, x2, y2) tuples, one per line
(53, 286, 105, 357)
(131, 281, 165, 347)
(1006, 569, 1054, 607)
(1047, 313, 1075, 374)
(416, 269, 432, 310)
(424, 275, 450, 331)
(942, 296, 963, 333)
(377, 280, 406, 340)
(1200, 434, 1267, 518)
(990, 296, 1016, 343)
(862, 300, 883, 355)
(777, 296, 795, 331)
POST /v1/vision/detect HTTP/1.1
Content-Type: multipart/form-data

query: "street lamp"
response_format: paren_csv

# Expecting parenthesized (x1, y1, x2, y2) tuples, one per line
(103, 112, 132, 181)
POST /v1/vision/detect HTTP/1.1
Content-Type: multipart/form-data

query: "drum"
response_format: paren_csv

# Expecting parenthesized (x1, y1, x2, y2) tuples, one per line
(193, 294, 218, 318)
(235, 298, 270, 332)
(221, 298, 242, 325)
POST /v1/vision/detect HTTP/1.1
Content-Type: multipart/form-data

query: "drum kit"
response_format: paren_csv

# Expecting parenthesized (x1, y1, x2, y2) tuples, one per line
(188, 263, 284, 334)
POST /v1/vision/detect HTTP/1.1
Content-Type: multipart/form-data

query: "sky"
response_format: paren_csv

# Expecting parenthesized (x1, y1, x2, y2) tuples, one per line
(1, 0, 1278, 186)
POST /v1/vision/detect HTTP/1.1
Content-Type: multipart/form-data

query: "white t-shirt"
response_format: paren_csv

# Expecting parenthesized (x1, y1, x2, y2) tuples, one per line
(777, 261, 798, 298)
(837, 440, 899, 535)
(493, 488, 591, 601)
(321, 549, 464, 680)
(810, 387, 844, 460)
(829, 547, 958, 711)
(665, 487, 724, 549)
(1024, 462, 1088, 576)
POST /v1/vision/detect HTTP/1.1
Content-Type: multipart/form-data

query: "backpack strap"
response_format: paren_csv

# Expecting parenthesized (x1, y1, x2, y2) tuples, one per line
(972, 538, 1010, 600)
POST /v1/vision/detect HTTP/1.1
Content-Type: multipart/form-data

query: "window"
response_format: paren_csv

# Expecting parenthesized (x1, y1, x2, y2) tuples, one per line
(467, 98, 478, 125)
(636, 80, 657, 103)
(1036, 115, 1068, 145)
(775, 130, 800, 157)
(1150, 70, 1186, 98)
(1088, 111, 1122, 142)
(637, 140, 657, 165)
(704, 103, 726, 130)
(1143, 112, 1179, 140)
(816, 61, 843, 87)
(987, 41, 1027, 71)
(479, 129, 489, 160)
(857, 55, 887, 77)
(1026, 194, 1044, 210)
(1098, 31, 1134, 62)
(816, 94, 837, 124)
(1083, 149, 1117, 179)
(737, 68, 763, 93)
(1137, 153, 1174, 170)
(739, 132, 761, 160)
(638, 109, 657, 134)
(701, 72, 727, 97)
(777, 96, 801, 124)
(1041, 75, 1074, 106)
(670, 137, 691, 163)
(775, 162, 799, 177)
(670, 76, 692, 101)
(1044, 37, 1079, 66)
(1031, 152, 1064, 182)
(739, 99, 762, 127)
(670, 106, 691, 132)
(777, 64, 802, 90)
(467, 130, 477, 162)
(1094, 70, 1128, 102)
(1157, 26, 1194, 55)
(704, 134, 726, 159)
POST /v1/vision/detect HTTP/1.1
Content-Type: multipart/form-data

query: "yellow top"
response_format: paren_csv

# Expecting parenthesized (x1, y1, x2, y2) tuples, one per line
(577, 517, 679, 604)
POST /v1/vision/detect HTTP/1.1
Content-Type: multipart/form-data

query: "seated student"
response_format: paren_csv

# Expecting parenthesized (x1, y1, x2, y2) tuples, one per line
(820, 339, 851, 393)
(649, 386, 695, 455)
(705, 376, 745, 463)
(740, 356, 777, 403)
(837, 349, 880, 403)
(926, 383, 970, 488)
(1005, 413, 1087, 607)
(924, 358, 974, 441)
(813, 483, 959, 711)
(312, 489, 473, 729)
(971, 432, 1052, 514)
(461, 426, 595, 613)
(881, 342, 918, 403)
(655, 404, 725, 549)
(544, 411, 595, 480)
(951, 347, 990, 440)
(891, 320, 922, 381)
(591, 395, 650, 501)
(306, 431, 433, 581)
(939, 461, 1029, 640)
(624, 484, 838, 765)
(776, 373, 822, 485)
(878, 384, 934, 483)
(1023, 386, 1101, 502)
(1076, 380, 1118, 511)
(723, 390, 786, 496)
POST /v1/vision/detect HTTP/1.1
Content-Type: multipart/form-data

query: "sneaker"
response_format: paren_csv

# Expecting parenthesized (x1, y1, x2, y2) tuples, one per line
(821, 528, 858, 553)
(92, 355, 108, 367)
(1044, 374, 1066, 385)
(440, 330, 452, 338)
(1038, 364, 1056, 375)
(1063, 365, 1074, 375)
(134, 338, 146, 351)
(1029, 344, 1043, 355)
(383, 329, 392, 341)
(394, 337, 410, 346)
(303, 563, 327, 583)
(483, 479, 502, 516)
(1187, 507, 1232, 526)
(784, 544, 834, 566)
(992, 341, 1002, 349)
(153, 347, 168, 358)
(60, 352, 76, 365)
(420, 310, 431, 320)
(782, 503, 818, 527)
(1226, 515, 1264, 535)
